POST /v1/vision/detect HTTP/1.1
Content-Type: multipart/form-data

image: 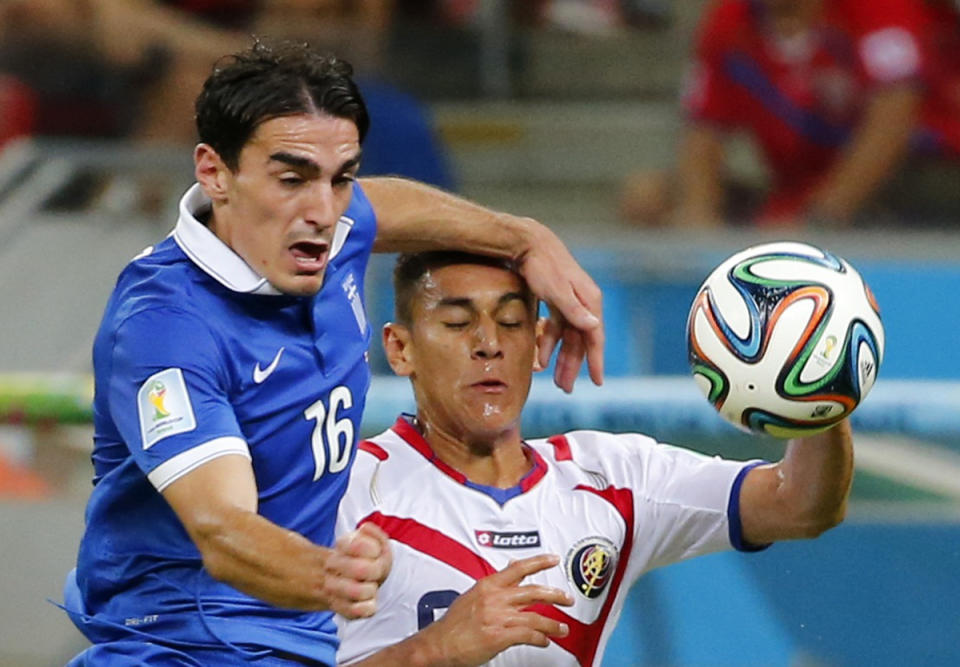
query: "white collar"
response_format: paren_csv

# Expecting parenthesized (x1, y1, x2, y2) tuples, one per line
(172, 184, 282, 295)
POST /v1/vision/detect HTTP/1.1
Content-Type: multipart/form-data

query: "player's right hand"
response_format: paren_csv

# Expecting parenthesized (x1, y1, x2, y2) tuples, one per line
(322, 522, 392, 619)
(419, 553, 574, 666)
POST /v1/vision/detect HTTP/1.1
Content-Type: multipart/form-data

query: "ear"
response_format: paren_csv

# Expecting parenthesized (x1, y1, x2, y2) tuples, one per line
(383, 322, 415, 377)
(194, 143, 231, 203)
(533, 316, 548, 372)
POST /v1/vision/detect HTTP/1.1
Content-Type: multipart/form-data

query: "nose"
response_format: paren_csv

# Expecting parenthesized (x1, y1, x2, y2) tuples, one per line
(471, 315, 503, 360)
(302, 182, 339, 231)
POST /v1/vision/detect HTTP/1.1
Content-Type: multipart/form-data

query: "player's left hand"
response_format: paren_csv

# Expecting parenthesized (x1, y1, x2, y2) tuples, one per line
(517, 220, 604, 393)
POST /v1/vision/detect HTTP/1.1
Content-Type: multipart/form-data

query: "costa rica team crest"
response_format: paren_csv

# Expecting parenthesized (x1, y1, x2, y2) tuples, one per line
(565, 536, 619, 599)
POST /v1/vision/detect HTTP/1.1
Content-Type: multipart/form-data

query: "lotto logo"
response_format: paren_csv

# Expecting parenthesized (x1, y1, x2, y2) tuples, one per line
(474, 530, 541, 549)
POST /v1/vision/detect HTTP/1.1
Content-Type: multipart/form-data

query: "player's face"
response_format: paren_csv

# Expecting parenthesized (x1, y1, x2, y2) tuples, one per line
(203, 113, 361, 296)
(401, 264, 539, 445)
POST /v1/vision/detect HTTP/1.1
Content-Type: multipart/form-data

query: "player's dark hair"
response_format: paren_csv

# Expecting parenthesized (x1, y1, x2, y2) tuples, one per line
(393, 251, 534, 326)
(195, 39, 369, 170)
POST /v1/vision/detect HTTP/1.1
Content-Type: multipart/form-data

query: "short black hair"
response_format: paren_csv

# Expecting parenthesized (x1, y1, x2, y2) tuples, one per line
(393, 251, 534, 326)
(195, 39, 369, 170)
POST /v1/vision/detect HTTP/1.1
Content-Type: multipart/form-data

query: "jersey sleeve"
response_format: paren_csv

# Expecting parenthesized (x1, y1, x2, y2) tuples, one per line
(564, 431, 764, 574)
(682, 0, 744, 128)
(108, 307, 249, 491)
(845, 0, 927, 87)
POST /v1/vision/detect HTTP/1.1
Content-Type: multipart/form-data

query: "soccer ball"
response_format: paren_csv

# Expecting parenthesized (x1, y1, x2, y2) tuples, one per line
(687, 241, 884, 438)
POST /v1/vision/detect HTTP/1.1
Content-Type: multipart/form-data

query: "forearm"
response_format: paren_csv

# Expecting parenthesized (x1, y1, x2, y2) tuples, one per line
(192, 506, 335, 610)
(778, 419, 855, 530)
(741, 420, 854, 543)
(809, 86, 920, 222)
(348, 633, 442, 667)
(94, 0, 247, 64)
(675, 124, 726, 227)
(361, 177, 539, 258)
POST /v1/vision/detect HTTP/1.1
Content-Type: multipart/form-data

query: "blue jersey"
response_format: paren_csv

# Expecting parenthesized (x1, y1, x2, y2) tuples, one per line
(68, 183, 376, 665)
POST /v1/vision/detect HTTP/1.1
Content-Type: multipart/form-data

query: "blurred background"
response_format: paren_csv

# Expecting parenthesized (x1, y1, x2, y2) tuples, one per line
(1, 1, 959, 665)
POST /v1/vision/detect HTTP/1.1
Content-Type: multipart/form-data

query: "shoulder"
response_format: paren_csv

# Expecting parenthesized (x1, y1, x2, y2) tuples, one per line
(832, 0, 927, 81)
(696, 0, 754, 52)
(834, 0, 927, 32)
(530, 429, 660, 476)
(344, 181, 377, 229)
(349, 427, 421, 485)
(110, 237, 203, 314)
(103, 244, 225, 369)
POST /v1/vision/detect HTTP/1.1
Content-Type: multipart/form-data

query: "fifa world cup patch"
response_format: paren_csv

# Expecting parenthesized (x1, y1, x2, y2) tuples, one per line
(565, 536, 619, 599)
(137, 368, 197, 449)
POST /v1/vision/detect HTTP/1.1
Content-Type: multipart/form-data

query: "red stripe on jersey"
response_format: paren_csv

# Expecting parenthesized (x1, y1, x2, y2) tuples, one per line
(526, 484, 636, 666)
(392, 417, 469, 483)
(547, 435, 573, 461)
(358, 440, 389, 461)
(361, 511, 497, 580)
(362, 482, 636, 667)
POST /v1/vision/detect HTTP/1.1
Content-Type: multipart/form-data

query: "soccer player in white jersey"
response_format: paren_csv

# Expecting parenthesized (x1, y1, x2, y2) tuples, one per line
(63, 41, 604, 666)
(335, 251, 855, 666)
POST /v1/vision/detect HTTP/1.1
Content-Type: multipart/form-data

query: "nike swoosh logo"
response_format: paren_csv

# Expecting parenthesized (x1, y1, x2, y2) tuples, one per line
(253, 347, 285, 384)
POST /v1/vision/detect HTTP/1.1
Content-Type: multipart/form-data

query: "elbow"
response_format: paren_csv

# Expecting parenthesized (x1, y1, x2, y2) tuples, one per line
(201, 548, 234, 584)
(185, 516, 238, 584)
(795, 501, 847, 539)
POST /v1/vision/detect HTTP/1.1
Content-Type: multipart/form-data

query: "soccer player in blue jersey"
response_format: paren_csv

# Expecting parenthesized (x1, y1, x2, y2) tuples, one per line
(62, 40, 604, 666)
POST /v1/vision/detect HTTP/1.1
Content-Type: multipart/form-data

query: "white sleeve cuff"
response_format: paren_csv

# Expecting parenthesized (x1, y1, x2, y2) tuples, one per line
(147, 436, 251, 492)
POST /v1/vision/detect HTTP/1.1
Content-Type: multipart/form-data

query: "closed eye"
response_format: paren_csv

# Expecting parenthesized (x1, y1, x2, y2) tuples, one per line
(279, 175, 305, 187)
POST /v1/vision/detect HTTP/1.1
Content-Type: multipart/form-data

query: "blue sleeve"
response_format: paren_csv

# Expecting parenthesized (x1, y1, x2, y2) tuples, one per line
(727, 461, 773, 552)
(109, 307, 245, 479)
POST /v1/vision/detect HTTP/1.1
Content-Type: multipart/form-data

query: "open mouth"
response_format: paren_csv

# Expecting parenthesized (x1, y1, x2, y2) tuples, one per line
(289, 241, 329, 273)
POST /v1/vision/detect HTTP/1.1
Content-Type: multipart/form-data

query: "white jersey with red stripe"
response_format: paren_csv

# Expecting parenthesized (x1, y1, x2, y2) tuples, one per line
(335, 416, 764, 666)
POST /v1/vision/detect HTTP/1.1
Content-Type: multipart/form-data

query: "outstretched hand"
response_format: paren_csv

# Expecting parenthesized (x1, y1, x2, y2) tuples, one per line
(517, 221, 604, 393)
(417, 554, 573, 666)
(322, 522, 392, 619)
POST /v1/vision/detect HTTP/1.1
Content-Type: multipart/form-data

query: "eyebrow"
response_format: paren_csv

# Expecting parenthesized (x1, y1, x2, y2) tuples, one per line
(268, 150, 362, 174)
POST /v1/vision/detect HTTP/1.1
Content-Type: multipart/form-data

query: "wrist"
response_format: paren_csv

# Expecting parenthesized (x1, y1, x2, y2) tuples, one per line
(504, 214, 542, 263)
(396, 627, 449, 667)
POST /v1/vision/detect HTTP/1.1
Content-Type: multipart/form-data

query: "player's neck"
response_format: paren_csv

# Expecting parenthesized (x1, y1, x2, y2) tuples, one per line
(414, 416, 532, 489)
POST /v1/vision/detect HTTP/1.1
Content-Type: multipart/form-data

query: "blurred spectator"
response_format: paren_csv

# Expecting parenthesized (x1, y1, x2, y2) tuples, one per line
(621, 0, 960, 229)
(0, 0, 252, 147)
(357, 77, 457, 190)
(541, 0, 671, 33)
(0, 0, 455, 195)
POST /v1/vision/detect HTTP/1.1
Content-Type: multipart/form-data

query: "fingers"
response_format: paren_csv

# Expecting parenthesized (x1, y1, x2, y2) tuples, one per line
(497, 613, 570, 649)
(341, 522, 389, 558)
(539, 288, 604, 393)
(537, 313, 562, 374)
(324, 525, 393, 619)
(492, 553, 563, 586)
(584, 318, 605, 387)
(554, 326, 586, 394)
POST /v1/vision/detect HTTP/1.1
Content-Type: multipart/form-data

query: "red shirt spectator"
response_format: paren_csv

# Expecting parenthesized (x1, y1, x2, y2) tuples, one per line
(684, 0, 960, 222)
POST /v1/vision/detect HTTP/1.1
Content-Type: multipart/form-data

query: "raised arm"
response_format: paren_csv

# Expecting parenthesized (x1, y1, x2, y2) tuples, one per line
(360, 176, 604, 392)
(738, 420, 854, 545)
(162, 454, 391, 617)
(345, 555, 572, 667)
(674, 124, 727, 228)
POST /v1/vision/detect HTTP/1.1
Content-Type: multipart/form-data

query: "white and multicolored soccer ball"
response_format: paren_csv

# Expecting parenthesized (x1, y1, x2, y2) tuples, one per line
(687, 241, 885, 438)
